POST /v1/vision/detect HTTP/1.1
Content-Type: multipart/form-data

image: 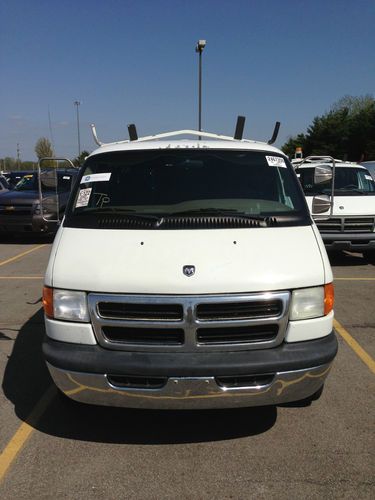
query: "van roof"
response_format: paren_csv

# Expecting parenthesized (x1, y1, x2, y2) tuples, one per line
(89, 139, 283, 157)
(296, 161, 366, 170)
(87, 128, 285, 158)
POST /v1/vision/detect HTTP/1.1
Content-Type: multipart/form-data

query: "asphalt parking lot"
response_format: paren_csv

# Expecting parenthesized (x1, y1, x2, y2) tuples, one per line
(0, 236, 374, 499)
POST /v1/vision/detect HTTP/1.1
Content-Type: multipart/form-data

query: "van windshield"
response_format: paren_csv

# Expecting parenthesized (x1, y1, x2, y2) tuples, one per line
(296, 166, 375, 196)
(66, 150, 309, 227)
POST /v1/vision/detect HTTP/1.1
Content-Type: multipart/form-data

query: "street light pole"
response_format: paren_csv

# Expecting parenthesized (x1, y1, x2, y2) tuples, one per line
(195, 40, 206, 137)
(74, 100, 81, 157)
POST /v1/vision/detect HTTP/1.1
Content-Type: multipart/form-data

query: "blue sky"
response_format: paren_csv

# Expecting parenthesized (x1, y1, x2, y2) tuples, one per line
(1, 0, 374, 161)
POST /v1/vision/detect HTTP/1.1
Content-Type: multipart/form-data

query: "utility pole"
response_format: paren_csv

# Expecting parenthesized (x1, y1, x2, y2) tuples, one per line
(16, 143, 20, 170)
(74, 100, 81, 157)
(195, 39, 206, 138)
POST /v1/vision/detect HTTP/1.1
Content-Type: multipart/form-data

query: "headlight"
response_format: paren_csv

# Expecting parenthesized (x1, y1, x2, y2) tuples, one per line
(290, 285, 334, 320)
(43, 287, 89, 322)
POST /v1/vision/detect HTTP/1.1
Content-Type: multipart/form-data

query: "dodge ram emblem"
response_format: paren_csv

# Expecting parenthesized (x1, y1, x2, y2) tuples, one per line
(183, 265, 195, 277)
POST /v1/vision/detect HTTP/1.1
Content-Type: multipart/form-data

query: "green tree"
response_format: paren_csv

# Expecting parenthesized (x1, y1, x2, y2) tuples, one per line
(72, 150, 90, 167)
(282, 95, 375, 161)
(2, 157, 17, 171)
(34, 137, 54, 160)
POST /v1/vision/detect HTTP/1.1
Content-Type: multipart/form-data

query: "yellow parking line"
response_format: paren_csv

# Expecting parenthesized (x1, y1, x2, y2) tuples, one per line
(0, 276, 44, 280)
(0, 385, 56, 483)
(0, 245, 46, 267)
(334, 319, 375, 374)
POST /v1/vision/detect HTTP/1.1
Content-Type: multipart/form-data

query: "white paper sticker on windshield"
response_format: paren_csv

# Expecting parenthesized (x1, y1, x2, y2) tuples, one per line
(365, 175, 373, 181)
(266, 156, 287, 168)
(80, 173, 111, 184)
(63, 176, 70, 180)
(296, 173, 301, 177)
(75, 188, 92, 207)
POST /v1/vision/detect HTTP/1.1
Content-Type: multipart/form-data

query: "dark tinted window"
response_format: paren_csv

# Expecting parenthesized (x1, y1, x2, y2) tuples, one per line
(296, 166, 375, 195)
(69, 150, 306, 217)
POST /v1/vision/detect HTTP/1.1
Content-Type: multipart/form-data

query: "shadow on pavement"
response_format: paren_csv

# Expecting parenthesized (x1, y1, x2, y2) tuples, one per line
(328, 250, 369, 267)
(3, 309, 277, 445)
(0, 233, 55, 245)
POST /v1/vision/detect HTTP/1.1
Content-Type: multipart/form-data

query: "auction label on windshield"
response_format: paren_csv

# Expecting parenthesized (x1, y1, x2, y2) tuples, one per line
(75, 188, 92, 207)
(266, 156, 287, 168)
(80, 173, 111, 184)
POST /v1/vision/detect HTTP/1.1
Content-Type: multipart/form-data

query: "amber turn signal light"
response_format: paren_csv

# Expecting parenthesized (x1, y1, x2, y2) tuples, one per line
(324, 283, 334, 315)
(43, 286, 54, 318)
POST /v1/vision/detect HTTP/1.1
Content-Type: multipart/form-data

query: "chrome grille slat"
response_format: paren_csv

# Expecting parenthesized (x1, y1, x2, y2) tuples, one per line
(88, 292, 290, 353)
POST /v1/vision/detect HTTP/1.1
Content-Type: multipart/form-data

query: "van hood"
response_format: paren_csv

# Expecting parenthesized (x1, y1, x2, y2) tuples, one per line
(306, 195, 375, 216)
(48, 226, 327, 294)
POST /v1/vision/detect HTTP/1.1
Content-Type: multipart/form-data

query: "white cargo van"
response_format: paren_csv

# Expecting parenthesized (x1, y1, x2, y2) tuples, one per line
(295, 158, 375, 262)
(41, 123, 337, 409)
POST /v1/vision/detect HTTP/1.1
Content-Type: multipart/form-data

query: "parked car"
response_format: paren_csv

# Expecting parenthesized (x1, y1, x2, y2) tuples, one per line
(360, 161, 375, 181)
(0, 169, 77, 234)
(295, 160, 375, 262)
(42, 121, 337, 410)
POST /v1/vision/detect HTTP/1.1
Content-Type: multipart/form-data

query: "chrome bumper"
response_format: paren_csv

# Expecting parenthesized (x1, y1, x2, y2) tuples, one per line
(47, 362, 332, 409)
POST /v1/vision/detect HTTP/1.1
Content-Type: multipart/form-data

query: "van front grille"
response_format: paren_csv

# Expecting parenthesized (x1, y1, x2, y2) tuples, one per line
(102, 327, 184, 345)
(196, 300, 282, 320)
(196, 325, 278, 344)
(316, 216, 375, 233)
(98, 302, 183, 321)
(88, 292, 290, 353)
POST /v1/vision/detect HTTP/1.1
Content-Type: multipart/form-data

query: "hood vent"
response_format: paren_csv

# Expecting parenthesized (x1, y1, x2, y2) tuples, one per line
(95, 215, 277, 230)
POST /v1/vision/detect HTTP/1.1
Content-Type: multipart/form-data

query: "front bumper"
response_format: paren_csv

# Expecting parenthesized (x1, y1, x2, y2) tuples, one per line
(44, 333, 338, 409)
(0, 214, 58, 233)
(320, 232, 375, 252)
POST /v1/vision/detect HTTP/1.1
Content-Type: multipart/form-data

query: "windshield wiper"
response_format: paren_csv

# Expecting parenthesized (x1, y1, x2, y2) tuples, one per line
(166, 208, 276, 226)
(79, 208, 164, 222)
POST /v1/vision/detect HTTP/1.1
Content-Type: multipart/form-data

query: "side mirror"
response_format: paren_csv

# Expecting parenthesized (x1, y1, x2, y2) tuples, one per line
(314, 165, 332, 184)
(312, 194, 331, 214)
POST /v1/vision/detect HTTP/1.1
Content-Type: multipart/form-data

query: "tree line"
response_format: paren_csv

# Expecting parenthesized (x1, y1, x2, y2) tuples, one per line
(2, 95, 374, 171)
(1, 137, 90, 171)
(282, 95, 375, 161)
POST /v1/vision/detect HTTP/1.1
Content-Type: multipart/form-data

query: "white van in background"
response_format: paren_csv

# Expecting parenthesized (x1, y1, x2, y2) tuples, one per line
(295, 158, 375, 263)
(41, 121, 337, 409)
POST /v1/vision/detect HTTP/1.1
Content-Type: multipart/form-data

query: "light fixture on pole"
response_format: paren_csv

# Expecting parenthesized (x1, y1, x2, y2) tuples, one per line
(195, 39, 206, 136)
(74, 100, 81, 157)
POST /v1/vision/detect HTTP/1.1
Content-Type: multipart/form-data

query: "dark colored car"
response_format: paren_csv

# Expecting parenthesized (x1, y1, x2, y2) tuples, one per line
(0, 169, 77, 234)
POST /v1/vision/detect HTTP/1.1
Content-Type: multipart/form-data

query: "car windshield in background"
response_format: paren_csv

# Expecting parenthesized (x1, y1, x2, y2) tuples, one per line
(360, 162, 375, 181)
(296, 166, 375, 196)
(67, 150, 307, 223)
(14, 172, 74, 193)
(14, 175, 37, 191)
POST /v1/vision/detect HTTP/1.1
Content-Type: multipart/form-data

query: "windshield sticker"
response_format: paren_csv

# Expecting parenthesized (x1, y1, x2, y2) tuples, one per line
(63, 176, 71, 180)
(80, 173, 111, 184)
(365, 175, 373, 181)
(266, 156, 287, 168)
(75, 188, 92, 207)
